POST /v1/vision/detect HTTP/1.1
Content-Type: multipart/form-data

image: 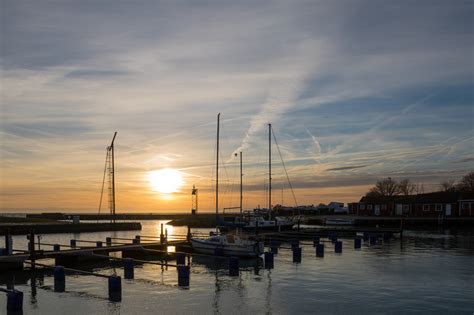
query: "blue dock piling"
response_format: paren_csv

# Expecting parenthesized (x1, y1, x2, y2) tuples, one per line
(335, 241, 342, 253)
(292, 247, 302, 263)
(264, 252, 274, 269)
(229, 257, 239, 276)
(70, 239, 76, 248)
(354, 237, 362, 249)
(123, 258, 134, 280)
(177, 265, 190, 287)
(108, 275, 122, 302)
(176, 253, 186, 266)
(106, 237, 112, 246)
(53, 244, 60, 252)
(7, 290, 23, 312)
(96, 241, 103, 248)
(5, 234, 12, 255)
(54, 266, 66, 292)
(313, 236, 320, 247)
(316, 244, 324, 257)
(0, 248, 6, 256)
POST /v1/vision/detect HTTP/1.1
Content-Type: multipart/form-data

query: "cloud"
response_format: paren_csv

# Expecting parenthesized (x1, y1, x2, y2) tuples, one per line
(1, 0, 473, 211)
(326, 165, 367, 171)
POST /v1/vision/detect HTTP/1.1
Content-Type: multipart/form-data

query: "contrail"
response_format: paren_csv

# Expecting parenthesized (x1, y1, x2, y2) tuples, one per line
(305, 127, 322, 155)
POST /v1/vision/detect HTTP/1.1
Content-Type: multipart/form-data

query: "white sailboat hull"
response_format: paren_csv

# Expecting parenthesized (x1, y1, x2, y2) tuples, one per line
(191, 238, 263, 258)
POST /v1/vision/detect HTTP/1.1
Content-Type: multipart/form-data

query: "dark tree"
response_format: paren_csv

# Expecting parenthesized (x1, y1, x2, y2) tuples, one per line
(367, 177, 399, 197)
(440, 179, 456, 192)
(397, 179, 417, 196)
(457, 172, 474, 192)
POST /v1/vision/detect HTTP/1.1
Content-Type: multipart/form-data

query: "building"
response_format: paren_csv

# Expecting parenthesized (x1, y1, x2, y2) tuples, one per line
(348, 191, 474, 217)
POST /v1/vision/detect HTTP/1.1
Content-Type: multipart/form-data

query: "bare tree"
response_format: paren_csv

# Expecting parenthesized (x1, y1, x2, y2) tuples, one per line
(457, 171, 474, 192)
(398, 179, 417, 195)
(440, 179, 456, 192)
(367, 177, 399, 197)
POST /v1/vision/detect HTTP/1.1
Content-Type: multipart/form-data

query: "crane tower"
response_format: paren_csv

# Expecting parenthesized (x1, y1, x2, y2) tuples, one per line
(191, 185, 198, 215)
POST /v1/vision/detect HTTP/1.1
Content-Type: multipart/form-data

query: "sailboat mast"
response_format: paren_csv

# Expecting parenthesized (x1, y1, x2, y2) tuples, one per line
(240, 151, 243, 214)
(216, 113, 220, 228)
(268, 123, 272, 214)
(110, 131, 117, 224)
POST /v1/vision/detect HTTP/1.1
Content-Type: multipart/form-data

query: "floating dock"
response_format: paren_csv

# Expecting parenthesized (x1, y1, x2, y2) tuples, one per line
(0, 222, 141, 235)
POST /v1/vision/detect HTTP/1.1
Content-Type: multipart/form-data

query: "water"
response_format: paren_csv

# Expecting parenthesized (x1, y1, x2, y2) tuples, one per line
(1, 221, 473, 314)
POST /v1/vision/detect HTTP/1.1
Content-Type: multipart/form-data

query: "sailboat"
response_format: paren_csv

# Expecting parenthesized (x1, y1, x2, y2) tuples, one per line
(218, 123, 294, 231)
(191, 114, 264, 257)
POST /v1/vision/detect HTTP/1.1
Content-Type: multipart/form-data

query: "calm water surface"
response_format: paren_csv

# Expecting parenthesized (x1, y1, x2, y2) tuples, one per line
(1, 221, 473, 314)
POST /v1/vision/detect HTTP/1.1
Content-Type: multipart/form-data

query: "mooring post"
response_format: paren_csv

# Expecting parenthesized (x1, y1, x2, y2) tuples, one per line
(132, 238, 140, 245)
(229, 257, 239, 276)
(7, 289, 23, 312)
(165, 229, 168, 243)
(123, 258, 134, 280)
(108, 275, 122, 302)
(53, 244, 61, 252)
(255, 219, 259, 235)
(335, 241, 342, 253)
(264, 252, 274, 269)
(5, 229, 12, 255)
(354, 237, 362, 249)
(316, 244, 324, 257)
(292, 247, 302, 263)
(29, 230, 36, 269)
(176, 253, 186, 266)
(187, 227, 192, 242)
(54, 266, 66, 292)
(106, 237, 112, 246)
(160, 224, 164, 244)
(70, 239, 77, 248)
(297, 219, 301, 232)
(383, 233, 391, 242)
(177, 265, 190, 287)
(96, 241, 103, 248)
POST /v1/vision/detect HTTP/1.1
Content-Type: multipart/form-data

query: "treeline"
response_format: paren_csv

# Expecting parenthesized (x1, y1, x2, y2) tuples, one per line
(365, 171, 474, 198)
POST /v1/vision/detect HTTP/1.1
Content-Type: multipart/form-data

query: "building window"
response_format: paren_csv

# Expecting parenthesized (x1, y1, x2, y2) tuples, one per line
(360, 204, 365, 210)
(367, 204, 373, 210)
(403, 204, 410, 211)
(381, 204, 387, 210)
(462, 203, 470, 210)
(423, 204, 430, 211)
(436, 204, 442, 212)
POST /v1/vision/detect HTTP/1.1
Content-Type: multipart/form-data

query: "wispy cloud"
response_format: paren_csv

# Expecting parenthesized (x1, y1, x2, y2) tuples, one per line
(1, 0, 473, 211)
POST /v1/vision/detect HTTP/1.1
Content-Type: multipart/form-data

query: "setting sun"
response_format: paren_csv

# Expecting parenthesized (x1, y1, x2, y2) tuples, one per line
(148, 168, 184, 194)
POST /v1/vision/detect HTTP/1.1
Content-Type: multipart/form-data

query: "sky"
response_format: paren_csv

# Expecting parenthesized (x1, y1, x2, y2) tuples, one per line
(1, 0, 473, 213)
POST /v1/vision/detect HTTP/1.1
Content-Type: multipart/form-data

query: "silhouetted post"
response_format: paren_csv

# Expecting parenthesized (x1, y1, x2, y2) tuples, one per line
(54, 266, 66, 292)
(29, 230, 35, 269)
(108, 275, 122, 302)
(7, 290, 23, 312)
(123, 258, 134, 280)
(5, 229, 12, 255)
(160, 224, 164, 244)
